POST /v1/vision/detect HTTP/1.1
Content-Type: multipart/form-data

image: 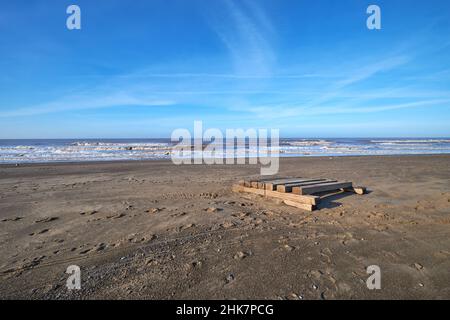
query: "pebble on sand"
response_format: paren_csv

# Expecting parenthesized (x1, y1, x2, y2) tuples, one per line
(234, 251, 247, 260)
(413, 263, 424, 270)
(289, 292, 301, 300)
(225, 273, 235, 283)
(147, 208, 162, 214)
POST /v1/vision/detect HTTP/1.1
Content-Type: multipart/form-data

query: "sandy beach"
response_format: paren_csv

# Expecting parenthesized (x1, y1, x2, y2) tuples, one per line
(1, 155, 450, 299)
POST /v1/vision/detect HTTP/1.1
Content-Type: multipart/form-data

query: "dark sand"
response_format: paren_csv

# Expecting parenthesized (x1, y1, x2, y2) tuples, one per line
(1, 155, 450, 299)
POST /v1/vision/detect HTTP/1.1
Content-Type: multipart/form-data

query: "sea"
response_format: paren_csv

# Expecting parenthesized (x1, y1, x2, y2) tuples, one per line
(1, 138, 450, 164)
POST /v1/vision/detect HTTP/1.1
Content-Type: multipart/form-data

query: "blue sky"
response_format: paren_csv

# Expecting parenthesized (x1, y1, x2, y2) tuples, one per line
(1, 0, 450, 138)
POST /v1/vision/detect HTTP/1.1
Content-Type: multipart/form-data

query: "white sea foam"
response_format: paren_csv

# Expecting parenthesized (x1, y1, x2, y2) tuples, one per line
(371, 139, 450, 144)
(1, 138, 450, 164)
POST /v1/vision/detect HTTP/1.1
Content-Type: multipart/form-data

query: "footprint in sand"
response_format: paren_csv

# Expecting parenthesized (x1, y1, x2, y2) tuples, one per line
(34, 217, 58, 223)
(80, 210, 98, 216)
(30, 229, 50, 236)
(94, 243, 107, 251)
(21, 255, 46, 269)
(1, 217, 23, 222)
(233, 212, 250, 218)
(170, 211, 187, 217)
(175, 223, 196, 232)
(205, 207, 223, 213)
(79, 248, 91, 254)
(146, 207, 164, 214)
(126, 234, 146, 243)
(106, 213, 126, 219)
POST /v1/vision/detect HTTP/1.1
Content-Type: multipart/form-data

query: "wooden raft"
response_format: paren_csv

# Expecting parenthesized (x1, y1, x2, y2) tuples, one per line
(233, 177, 366, 211)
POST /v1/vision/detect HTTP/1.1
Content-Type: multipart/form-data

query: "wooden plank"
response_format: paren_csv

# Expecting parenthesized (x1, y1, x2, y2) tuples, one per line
(265, 178, 325, 191)
(240, 179, 263, 187)
(353, 186, 366, 195)
(257, 181, 266, 189)
(232, 184, 320, 205)
(283, 200, 315, 211)
(242, 180, 251, 187)
(247, 177, 281, 189)
(277, 179, 333, 193)
(343, 186, 366, 195)
(253, 177, 289, 189)
(257, 177, 287, 189)
(263, 178, 306, 190)
(293, 181, 353, 195)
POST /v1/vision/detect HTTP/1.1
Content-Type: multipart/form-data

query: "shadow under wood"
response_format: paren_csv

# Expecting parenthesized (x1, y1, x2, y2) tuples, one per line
(316, 190, 354, 210)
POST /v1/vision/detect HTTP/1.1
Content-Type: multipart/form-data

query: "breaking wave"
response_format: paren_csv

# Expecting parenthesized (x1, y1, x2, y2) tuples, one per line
(1, 138, 450, 164)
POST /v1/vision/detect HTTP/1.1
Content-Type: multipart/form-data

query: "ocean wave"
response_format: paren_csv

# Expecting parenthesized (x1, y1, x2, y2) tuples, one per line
(371, 139, 450, 144)
(282, 139, 331, 146)
(1, 139, 450, 164)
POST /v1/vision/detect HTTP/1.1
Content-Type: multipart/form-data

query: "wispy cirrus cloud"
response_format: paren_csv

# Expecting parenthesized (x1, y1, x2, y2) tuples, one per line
(225, 52, 419, 117)
(245, 99, 450, 119)
(208, 0, 276, 77)
(0, 92, 174, 118)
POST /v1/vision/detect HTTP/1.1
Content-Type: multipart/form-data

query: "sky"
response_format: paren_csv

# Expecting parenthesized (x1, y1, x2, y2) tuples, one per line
(0, 0, 450, 138)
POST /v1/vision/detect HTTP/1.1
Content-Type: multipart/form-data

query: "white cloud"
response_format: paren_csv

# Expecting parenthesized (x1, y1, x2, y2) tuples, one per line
(208, 0, 276, 77)
(0, 92, 174, 117)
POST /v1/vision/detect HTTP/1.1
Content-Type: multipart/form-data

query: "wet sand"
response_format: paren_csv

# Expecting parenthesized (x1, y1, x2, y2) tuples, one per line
(1, 155, 450, 299)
